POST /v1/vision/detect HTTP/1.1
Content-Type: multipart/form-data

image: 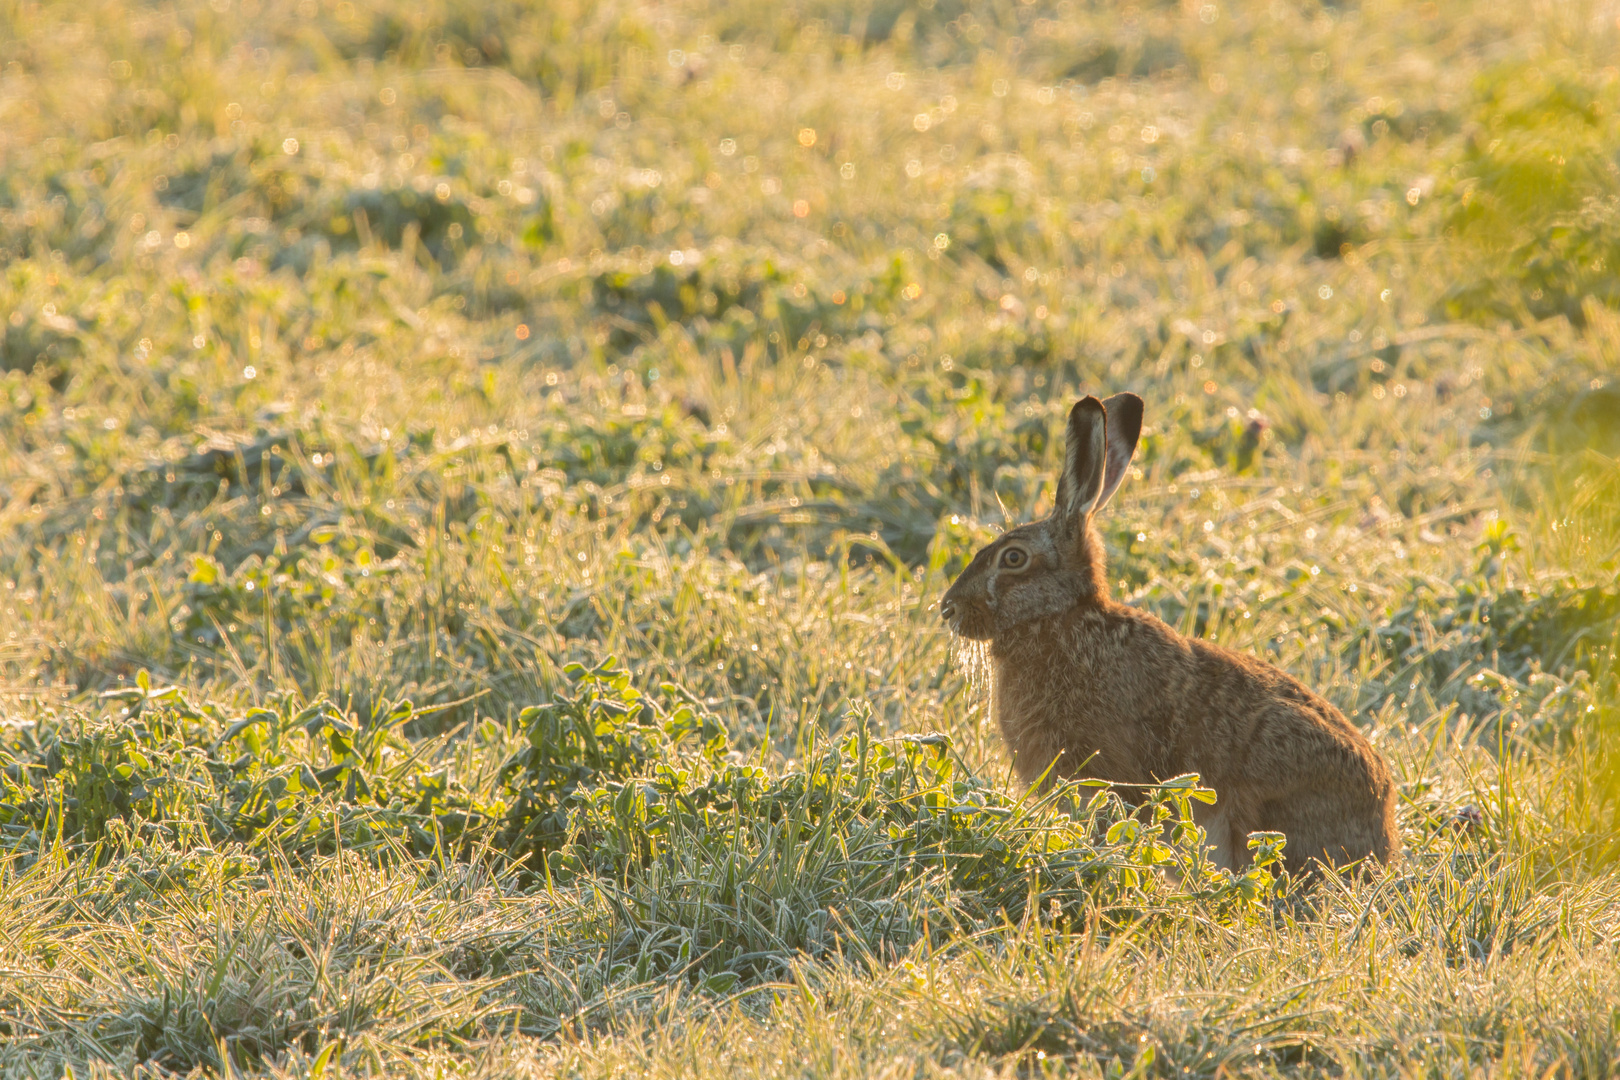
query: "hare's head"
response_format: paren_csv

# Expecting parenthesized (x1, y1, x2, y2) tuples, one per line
(940, 393, 1142, 641)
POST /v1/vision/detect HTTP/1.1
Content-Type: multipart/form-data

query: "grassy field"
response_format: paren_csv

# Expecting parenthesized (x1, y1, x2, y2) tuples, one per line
(3, 0, 1620, 1074)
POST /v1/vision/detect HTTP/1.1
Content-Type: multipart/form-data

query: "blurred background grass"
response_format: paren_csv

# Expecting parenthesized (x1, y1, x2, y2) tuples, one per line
(2, 0, 1620, 1074)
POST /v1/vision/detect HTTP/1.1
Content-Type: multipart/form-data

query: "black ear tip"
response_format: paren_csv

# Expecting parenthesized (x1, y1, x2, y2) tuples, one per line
(1069, 396, 1106, 421)
(1101, 392, 1145, 435)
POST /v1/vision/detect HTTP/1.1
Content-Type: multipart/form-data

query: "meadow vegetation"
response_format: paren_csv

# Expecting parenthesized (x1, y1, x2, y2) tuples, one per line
(2, 0, 1620, 1074)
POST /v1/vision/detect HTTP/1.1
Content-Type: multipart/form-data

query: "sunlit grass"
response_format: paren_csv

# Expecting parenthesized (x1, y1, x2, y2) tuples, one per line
(2, 0, 1620, 1074)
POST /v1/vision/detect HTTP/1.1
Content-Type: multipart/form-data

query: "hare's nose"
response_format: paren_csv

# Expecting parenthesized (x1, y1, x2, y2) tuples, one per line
(939, 600, 956, 622)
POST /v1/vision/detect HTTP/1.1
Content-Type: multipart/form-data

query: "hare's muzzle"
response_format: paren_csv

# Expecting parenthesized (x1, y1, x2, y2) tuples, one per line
(939, 595, 992, 639)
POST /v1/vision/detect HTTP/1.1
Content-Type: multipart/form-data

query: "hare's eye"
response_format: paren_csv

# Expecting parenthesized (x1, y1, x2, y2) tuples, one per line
(999, 547, 1027, 569)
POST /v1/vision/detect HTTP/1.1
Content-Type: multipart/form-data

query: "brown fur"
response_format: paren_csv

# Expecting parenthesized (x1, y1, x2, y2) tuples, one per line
(940, 394, 1399, 877)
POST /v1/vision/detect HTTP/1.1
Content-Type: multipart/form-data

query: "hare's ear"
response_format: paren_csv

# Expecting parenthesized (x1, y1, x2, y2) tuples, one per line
(1054, 396, 1108, 533)
(1094, 392, 1143, 512)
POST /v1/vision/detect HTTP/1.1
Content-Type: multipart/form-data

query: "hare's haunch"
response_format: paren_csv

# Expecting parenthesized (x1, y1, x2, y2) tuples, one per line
(940, 394, 1399, 876)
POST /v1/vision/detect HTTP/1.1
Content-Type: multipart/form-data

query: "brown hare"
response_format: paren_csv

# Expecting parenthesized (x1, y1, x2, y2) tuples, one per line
(940, 393, 1399, 877)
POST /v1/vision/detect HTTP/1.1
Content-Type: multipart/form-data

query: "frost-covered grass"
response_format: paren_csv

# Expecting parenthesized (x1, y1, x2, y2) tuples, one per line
(2, 0, 1619, 1074)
